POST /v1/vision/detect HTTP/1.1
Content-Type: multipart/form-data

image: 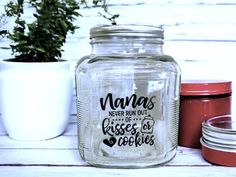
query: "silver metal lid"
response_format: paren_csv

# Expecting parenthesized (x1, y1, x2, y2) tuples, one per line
(90, 24, 164, 39)
(202, 115, 236, 150)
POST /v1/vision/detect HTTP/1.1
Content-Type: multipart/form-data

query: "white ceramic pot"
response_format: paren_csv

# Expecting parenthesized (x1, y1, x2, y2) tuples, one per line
(0, 60, 73, 140)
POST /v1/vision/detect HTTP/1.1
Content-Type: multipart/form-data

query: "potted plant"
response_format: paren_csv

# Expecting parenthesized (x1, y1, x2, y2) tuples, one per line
(0, 0, 118, 140)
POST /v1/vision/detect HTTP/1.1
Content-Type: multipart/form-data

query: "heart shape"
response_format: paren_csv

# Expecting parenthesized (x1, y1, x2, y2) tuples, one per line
(103, 137, 117, 147)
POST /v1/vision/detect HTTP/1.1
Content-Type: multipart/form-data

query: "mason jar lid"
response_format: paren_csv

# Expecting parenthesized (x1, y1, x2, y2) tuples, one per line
(181, 80, 232, 96)
(90, 24, 164, 38)
(201, 115, 236, 167)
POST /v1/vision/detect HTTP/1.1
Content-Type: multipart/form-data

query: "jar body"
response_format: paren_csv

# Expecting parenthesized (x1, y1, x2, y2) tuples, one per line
(76, 56, 180, 168)
(75, 25, 181, 168)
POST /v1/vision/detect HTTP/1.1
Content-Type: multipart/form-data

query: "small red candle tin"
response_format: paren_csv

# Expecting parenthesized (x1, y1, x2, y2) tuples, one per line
(178, 80, 232, 148)
(201, 115, 236, 167)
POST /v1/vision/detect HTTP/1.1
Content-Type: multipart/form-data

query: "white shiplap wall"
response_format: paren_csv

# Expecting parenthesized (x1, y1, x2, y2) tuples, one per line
(0, 0, 236, 114)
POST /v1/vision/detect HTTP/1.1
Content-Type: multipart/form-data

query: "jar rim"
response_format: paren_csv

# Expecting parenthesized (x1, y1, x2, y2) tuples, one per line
(203, 115, 236, 133)
(180, 80, 232, 96)
(201, 115, 236, 149)
(90, 24, 164, 39)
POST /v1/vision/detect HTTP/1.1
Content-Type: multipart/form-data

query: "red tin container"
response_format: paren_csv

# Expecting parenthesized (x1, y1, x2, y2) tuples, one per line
(201, 115, 236, 167)
(178, 80, 232, 148)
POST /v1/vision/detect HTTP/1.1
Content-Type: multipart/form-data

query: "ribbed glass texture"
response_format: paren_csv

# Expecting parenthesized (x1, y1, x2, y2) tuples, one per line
(75, 25, 181, 168)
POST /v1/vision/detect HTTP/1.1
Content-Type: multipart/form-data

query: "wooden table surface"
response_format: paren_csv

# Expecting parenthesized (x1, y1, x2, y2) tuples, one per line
(0, 116, 235, 177)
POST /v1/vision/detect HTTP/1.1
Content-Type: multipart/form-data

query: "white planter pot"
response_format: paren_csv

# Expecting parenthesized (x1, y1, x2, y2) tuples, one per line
(0, 60, 73, 140)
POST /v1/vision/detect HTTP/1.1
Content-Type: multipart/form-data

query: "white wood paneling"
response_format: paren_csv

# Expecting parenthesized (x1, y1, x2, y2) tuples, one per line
(1, 0, 235, 81)
(0, 1, 236, 176)
(0, 166, 235, 177)
(1, 0, 235, 60)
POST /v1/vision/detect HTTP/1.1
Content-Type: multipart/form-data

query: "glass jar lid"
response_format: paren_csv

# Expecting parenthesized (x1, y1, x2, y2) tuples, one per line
(201, 115, 236, 166)
(90, 24, 164, 38)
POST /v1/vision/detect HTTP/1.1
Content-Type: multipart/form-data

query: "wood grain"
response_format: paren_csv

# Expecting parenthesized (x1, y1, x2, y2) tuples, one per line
(0, 0, 236, 176)
(0, 166, 236, 177)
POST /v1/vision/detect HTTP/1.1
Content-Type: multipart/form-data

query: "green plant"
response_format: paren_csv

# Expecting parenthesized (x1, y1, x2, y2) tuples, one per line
(2, 0, 119, 62)
(0, 13, 7, 39)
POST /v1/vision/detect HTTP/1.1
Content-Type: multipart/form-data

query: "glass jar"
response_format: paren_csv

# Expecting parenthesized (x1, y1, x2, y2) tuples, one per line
(75, 25, 181, 168)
